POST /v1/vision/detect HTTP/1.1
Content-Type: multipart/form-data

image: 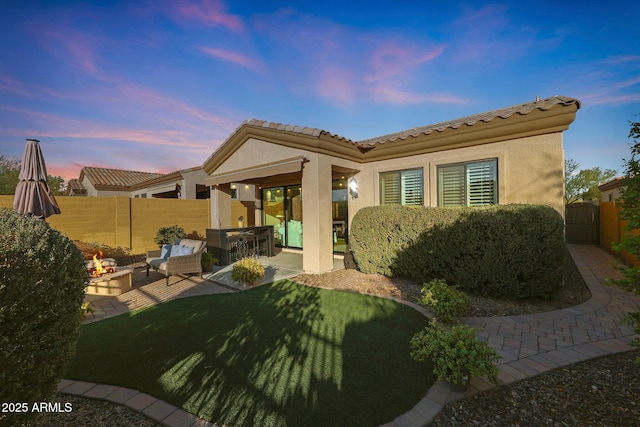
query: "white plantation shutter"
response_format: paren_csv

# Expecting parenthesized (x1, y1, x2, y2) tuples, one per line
(438, 165, 465, 206)
(401, 169, 423, 205)
(466, 160, 497, 206)
(438, 159, 498, 206)
(380, 173, 401, 205)
(380, 168, 423, 206)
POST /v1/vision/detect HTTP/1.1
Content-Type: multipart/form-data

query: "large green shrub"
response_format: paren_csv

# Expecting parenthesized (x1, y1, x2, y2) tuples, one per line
(153, 224, 187, 247)
(0, 208, 88, 426)
(350, 204, 564, 299)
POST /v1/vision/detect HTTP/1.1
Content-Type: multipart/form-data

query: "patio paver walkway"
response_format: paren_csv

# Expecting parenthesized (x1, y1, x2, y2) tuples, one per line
(61, 244, 640, 427)
(384, 243, 640, 427)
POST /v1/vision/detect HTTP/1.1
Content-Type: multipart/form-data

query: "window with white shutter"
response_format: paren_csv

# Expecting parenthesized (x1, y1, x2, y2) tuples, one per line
(380, 168, 423, 206)
(438, 159, 497, 206)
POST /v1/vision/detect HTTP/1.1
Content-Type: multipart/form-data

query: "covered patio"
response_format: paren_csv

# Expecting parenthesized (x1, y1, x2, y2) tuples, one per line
(204, 250, 345, 289)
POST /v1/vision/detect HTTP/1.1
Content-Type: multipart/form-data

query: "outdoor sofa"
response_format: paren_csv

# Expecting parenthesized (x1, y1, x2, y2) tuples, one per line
(146, 238, 207, 285)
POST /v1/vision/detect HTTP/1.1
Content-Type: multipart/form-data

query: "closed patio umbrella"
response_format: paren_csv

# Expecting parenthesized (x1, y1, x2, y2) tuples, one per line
(13, 138, 61, 219)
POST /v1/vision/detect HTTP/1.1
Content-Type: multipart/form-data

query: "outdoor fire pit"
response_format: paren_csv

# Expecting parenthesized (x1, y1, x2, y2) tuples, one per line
(85, 253, 133, 296)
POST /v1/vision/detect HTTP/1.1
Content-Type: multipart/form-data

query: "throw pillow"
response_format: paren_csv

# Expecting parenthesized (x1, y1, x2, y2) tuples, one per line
(170, 244, 194, 257)
(161, 244, 173, 259)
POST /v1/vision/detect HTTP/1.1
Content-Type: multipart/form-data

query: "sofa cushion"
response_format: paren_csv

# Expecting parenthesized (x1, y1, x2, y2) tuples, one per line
(170, 244, 194, 257)
(149, 259, 167, 271)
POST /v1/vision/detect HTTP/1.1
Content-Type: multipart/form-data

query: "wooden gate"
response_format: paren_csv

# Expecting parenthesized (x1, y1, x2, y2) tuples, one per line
(565, 202, 599, 244)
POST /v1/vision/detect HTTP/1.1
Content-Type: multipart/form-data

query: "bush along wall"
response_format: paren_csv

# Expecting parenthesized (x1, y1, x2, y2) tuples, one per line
(0, 208, 88, 426)
(349, 204, 564, 299)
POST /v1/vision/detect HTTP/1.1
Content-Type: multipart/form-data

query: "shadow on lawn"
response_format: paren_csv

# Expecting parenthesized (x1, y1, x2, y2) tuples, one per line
(69, 281, 429, 426)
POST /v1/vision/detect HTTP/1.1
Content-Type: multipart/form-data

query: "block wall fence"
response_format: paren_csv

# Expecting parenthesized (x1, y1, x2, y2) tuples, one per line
(599, 201, 640, 267)
(0, 195, 212, 254)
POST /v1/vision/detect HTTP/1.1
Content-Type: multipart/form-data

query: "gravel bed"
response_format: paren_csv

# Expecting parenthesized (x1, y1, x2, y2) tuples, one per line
(430, 350, 640, 426)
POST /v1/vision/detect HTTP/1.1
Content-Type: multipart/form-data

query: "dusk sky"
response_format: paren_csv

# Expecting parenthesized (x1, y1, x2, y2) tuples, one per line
(1, 1, 639, 184)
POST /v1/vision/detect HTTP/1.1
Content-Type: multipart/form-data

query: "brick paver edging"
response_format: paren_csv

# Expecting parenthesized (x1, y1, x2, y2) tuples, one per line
(57, 379, 214, 427)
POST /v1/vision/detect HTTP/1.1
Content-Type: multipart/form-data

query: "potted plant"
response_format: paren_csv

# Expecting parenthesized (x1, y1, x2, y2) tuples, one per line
(410, 320, 501, 391)
(201, 252, 218, 273)
(238, 216, 244, 228)
(231, 257, 265, 286)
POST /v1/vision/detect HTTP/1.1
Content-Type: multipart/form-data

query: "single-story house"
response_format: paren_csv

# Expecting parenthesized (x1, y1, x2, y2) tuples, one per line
(203, 95, 581, 274)
(67, 166, 212, 199)
(598, 177, 624, 202)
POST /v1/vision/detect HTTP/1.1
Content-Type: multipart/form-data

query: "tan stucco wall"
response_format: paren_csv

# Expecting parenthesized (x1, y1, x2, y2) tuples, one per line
(206, 132, 565, 273)
(350, 132, 565, 216)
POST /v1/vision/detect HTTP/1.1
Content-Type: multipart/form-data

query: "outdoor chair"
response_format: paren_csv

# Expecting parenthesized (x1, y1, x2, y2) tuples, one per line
(146, 238, 207, 285)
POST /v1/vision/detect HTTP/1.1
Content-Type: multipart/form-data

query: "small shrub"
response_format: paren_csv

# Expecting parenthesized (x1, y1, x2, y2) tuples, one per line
(201, 252, 218, 268)
(154, 225, 187, 247)
(411, 321, 500, 386)
(231, 257, 265, 284)
(419, 279, 470, 324)
(0, 208, 88, 426)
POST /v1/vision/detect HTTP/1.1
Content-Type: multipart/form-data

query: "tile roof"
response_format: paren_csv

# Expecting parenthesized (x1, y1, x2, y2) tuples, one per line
(237, 96, 580, 150)
(598, 176, 624, 191)
(356, 95, 581, 147)
(242, 118, 355, 143)
(81, 167, 164, 188)
(65, 178, 87, 195)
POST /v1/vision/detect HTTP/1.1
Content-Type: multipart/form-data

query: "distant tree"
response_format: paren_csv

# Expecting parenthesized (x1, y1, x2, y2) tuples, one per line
(608, 118, 640, 360)
(0, 154, 20, 195)
(47, 176, 65, 196)
(565, 158, 616, 204)
(0, 152, 66, 195)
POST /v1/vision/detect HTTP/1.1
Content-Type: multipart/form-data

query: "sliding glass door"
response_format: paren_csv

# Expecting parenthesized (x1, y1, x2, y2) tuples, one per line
(262, 185, 303, 248)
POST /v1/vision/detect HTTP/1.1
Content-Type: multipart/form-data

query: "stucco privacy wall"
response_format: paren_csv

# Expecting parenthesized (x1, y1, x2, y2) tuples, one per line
(600, 201, 640, 267)
(0, 196, 209, 254)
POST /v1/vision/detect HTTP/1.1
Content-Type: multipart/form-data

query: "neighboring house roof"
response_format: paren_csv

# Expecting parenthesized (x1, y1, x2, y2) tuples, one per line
(80, 167, 164, 190)
(65, 178, 87, 196)
(598, 177, 625, 191)
(203, 95, 581, 174)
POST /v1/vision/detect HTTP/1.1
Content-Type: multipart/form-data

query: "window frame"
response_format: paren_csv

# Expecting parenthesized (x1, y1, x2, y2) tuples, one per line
(379, 167, 424, 206)
(437, 159, 498, 207)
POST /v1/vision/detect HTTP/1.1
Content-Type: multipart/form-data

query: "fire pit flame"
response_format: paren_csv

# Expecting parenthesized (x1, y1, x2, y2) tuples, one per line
(89, 251, 116, 278)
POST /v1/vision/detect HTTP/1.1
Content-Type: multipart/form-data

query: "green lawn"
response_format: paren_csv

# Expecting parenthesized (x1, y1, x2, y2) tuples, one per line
(68, 280, 432, 426)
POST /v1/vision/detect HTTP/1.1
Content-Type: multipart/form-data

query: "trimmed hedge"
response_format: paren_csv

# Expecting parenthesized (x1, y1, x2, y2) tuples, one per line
(350, 204, 564, 299)
(0, 209, 88, 426)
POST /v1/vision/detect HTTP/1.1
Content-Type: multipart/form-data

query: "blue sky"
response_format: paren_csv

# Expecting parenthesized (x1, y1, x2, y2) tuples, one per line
(1, 1, 638, 183)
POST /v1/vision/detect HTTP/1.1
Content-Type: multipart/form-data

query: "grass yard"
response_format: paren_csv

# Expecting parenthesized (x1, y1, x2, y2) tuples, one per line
(68, 280, 432, 426)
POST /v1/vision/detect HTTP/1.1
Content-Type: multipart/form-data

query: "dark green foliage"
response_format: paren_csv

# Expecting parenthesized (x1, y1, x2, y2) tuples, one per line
(0, 208, 88, 426)
(419, 279, 470, 324)
(411, 321, 500, 385)
(153, 224, 187, 247)
(608, 119, 640, 357)
(350, 204, 564, 299)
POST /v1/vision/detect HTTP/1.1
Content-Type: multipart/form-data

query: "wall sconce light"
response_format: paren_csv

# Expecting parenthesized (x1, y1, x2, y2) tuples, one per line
(348, 177, 358, 199)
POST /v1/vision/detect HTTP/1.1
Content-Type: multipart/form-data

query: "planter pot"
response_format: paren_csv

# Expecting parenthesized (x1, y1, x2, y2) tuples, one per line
(202, 265, 214, 273)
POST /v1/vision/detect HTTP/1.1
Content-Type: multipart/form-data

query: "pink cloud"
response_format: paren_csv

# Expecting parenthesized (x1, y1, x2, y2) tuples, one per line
(0, 75, 32, 97)
(31, 24, 104, 75)
(369, 86, 467, 105)
(199, 47, 263, 71)
(172, 0, 243, 32)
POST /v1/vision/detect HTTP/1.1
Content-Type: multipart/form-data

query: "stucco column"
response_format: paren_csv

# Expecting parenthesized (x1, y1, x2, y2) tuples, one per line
(210, 184, 232, 229)
(301, 153, 334, 273)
